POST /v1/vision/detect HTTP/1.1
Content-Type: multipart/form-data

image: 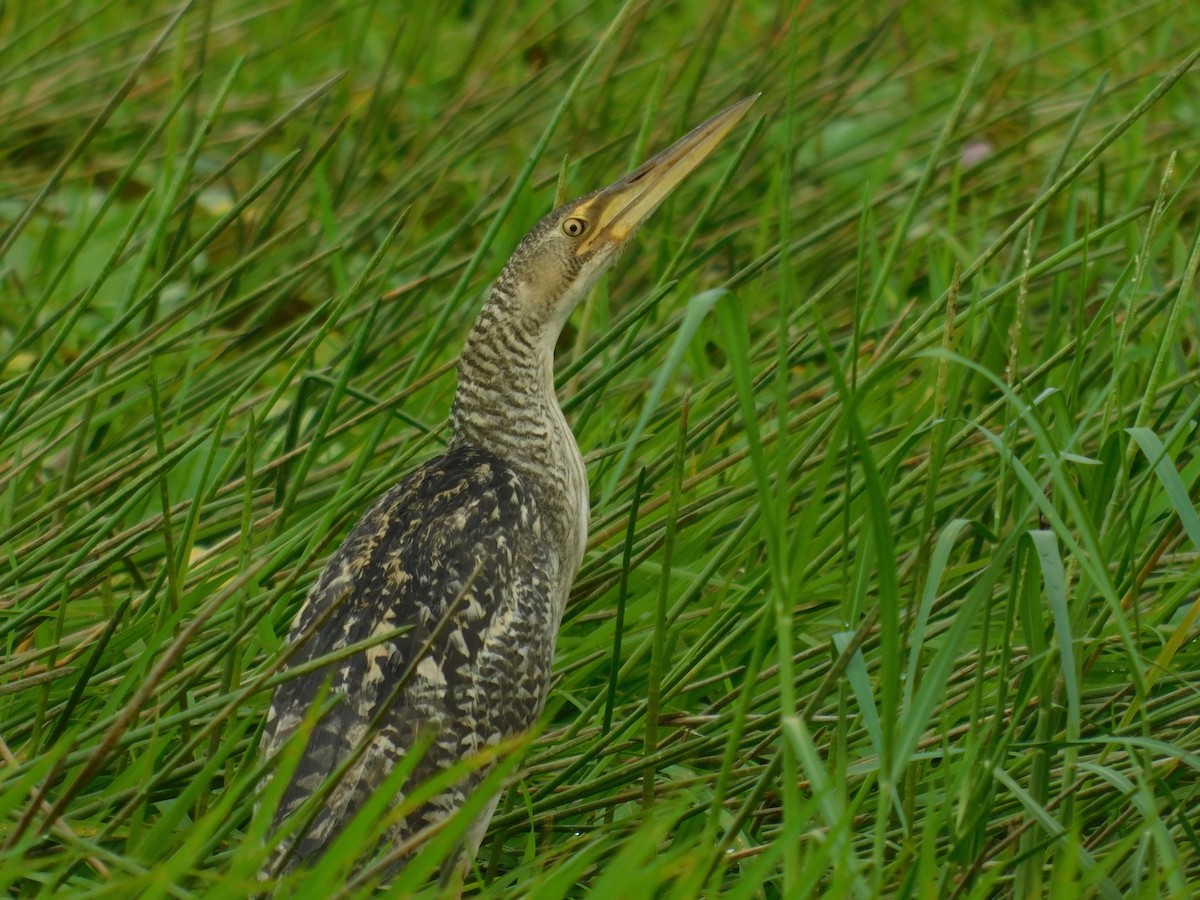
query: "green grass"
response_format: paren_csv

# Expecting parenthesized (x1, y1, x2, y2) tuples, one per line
(2, 0, 1200, 896)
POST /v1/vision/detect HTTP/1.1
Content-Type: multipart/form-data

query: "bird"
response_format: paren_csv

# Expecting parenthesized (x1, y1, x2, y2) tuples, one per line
(258, 94, 758, 884)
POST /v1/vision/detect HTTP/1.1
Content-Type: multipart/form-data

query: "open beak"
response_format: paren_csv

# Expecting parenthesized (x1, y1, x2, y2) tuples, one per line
(576, 94, 759, 255)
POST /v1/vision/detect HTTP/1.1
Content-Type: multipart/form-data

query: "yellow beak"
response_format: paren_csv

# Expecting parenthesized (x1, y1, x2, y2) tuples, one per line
(576, 94, 759, 255)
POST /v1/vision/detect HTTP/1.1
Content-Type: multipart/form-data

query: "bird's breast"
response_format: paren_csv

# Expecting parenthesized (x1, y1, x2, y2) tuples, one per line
(533, 421, 588, 635)
(566, 437, 589, 575)
(551, 407, 590, 569)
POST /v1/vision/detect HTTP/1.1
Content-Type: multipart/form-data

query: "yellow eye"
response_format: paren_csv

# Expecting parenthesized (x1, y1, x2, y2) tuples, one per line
(562, 217, 588, 238)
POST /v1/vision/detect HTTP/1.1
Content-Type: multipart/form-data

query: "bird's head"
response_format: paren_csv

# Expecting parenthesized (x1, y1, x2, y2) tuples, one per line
(495, 95, 758, 343)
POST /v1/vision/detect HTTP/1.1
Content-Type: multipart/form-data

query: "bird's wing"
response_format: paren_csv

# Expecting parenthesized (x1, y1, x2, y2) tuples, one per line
(260, 445, 554, 866)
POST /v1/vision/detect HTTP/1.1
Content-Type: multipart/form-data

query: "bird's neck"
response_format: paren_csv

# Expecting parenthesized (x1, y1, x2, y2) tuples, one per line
(450, 279, 589, 568)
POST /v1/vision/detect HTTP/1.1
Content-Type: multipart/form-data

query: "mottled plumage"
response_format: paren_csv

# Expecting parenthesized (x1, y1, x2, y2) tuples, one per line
(260, 446, 567, 871)
(259, 95, 755, 882)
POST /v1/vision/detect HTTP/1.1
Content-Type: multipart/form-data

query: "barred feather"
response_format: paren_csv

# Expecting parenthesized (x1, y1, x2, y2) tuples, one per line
(260, 446, 571, 873)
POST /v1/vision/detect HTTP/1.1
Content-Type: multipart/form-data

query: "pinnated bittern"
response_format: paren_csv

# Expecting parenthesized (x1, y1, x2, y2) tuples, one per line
(259, 95, 757, 881)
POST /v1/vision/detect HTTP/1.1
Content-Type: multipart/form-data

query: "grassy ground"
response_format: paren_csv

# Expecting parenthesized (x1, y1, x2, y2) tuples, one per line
(2, 0, 1200, 896)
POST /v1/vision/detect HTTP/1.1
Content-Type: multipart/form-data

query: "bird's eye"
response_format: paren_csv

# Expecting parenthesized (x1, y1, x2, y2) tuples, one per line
(562, 217, 588, 238)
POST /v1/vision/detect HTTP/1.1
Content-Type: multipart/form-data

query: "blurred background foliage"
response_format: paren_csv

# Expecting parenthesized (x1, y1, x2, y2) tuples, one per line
(1, 0, 1199, 896)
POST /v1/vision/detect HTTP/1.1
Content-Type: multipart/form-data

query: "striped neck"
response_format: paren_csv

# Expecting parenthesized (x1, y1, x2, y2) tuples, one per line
(452, 277, 554, 452)
(450, 275, 589, 573)
(451, 273, 577, 462)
